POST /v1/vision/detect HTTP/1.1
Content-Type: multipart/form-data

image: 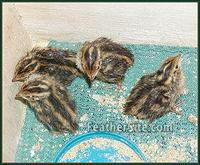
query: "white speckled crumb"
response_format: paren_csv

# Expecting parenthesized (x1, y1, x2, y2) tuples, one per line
(30, 142, 41, 157)
(140, 136, 197, 162)
(188, 114, 197, 126)
(80, 114, 89, 122)
(91, 94, 126, 110)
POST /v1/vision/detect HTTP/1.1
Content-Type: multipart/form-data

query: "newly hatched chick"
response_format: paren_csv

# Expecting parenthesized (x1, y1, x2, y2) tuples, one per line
(12, 47, 81, 85)
(77, 37, 134, 84)
(124, 54, 185, 122)
(15, 75, 78, 133)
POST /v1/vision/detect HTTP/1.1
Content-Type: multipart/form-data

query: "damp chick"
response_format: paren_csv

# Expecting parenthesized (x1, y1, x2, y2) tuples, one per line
(76, 37, 134, 85)
(124, 54, 185, 122)
(15, 75, 78, 133)
(12, 47, 81, 85)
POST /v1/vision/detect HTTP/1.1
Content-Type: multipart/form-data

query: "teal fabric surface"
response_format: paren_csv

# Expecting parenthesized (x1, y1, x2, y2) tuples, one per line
(15, 40, 198, 162)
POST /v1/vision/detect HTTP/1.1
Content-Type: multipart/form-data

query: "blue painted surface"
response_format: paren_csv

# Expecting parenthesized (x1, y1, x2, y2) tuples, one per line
(15, 40, 198, 162)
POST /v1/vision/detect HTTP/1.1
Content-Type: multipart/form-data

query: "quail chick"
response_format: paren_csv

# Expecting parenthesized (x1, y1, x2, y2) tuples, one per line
(76, 37, 134, 85)
(124, 54, 185, 122)
(12, 47, 81, 85)
(15, 75, 78, 133)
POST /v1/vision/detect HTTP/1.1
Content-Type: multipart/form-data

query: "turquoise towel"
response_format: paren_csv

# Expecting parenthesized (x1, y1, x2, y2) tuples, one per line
(15, 40, 197, 162)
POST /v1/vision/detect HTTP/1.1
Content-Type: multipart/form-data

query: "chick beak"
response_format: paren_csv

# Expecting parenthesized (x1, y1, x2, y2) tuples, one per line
(176, 53, 182, 59)
(12, 77, 17, 82)
(88, 74, 95, 82)
(85, 74, 95, 87)
(15, 91, 21, 99)
(175, 54, 182, 64)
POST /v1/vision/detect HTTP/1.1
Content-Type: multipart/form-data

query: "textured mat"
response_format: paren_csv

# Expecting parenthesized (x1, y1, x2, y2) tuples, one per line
(15, 40, 198, 162)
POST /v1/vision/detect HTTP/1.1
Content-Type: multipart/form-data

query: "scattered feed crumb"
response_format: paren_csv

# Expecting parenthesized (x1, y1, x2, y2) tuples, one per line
(30, 142, 41, 157)
(38, 137, 44, 142)
(91, 94, 126, 112)
(140, 136, 197, 162)
(188, 114, 197, 126)
(80, 114, 89, 122)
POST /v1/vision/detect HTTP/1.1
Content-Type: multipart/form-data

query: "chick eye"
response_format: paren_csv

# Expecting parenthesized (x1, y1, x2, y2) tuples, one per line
(175, 65, 178, 69)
